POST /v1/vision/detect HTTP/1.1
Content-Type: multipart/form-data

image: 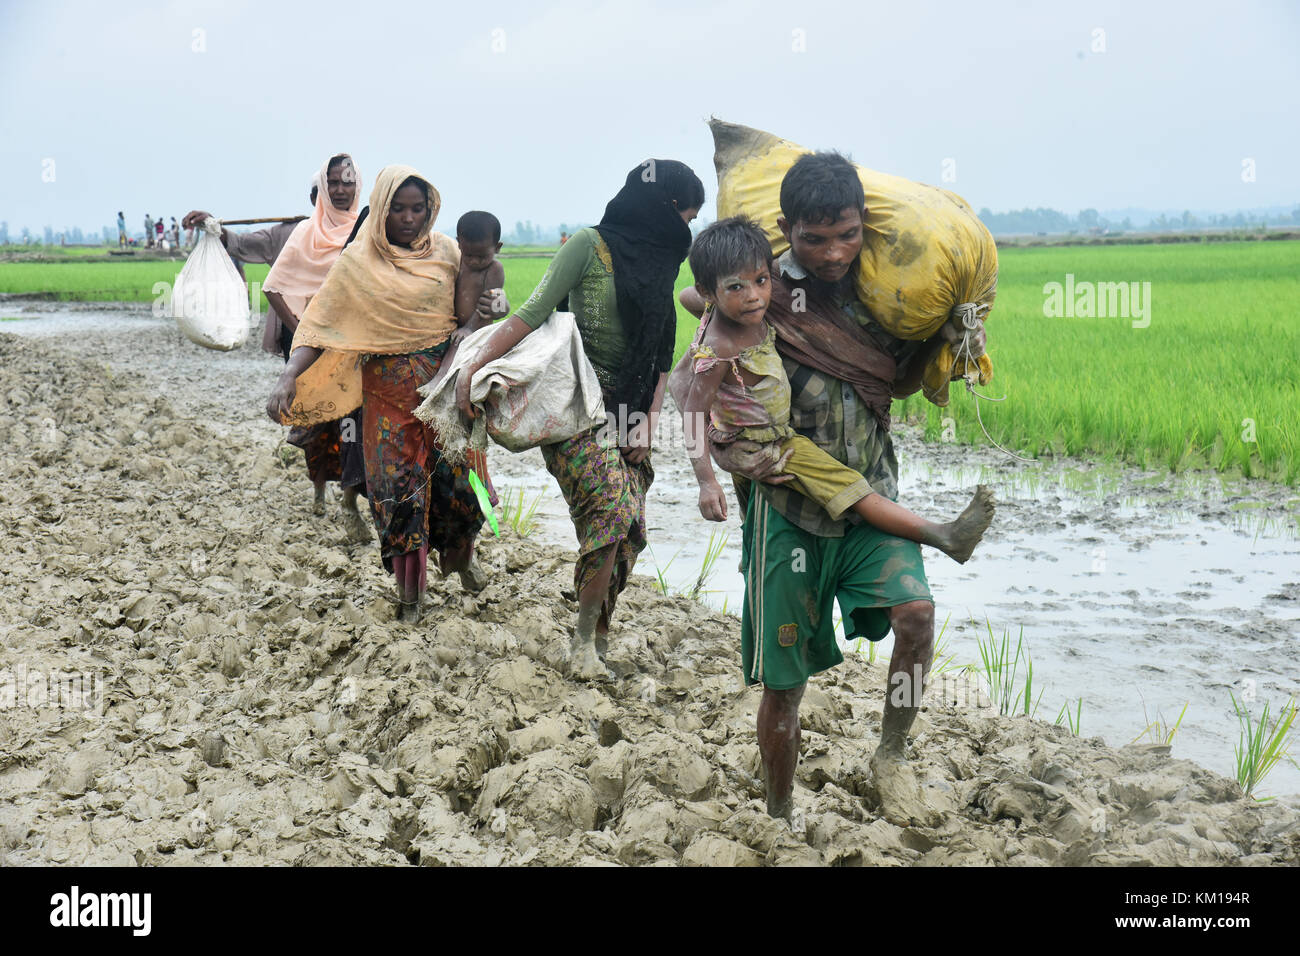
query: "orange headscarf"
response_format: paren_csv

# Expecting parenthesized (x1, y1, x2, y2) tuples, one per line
(264, 153, 362, 297)
(282, 165, 461, 425)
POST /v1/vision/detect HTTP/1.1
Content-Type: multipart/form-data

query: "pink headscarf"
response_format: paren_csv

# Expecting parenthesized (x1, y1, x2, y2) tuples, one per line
(264, 153, 362, 297)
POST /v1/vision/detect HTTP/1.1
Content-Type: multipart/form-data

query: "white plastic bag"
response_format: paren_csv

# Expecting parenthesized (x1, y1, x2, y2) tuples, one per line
(414, 311, 606, 464)
(170, 217, 250, 351)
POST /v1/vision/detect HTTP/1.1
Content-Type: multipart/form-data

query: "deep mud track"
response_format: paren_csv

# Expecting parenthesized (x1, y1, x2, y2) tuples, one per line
(1, 325, 1298, 866)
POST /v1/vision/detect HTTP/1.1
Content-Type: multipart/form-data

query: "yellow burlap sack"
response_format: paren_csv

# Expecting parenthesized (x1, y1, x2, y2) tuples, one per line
(711, 119, 996, 406)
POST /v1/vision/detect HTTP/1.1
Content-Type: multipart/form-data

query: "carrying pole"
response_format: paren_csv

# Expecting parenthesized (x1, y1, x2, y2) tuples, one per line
(218, 217, 307, 226)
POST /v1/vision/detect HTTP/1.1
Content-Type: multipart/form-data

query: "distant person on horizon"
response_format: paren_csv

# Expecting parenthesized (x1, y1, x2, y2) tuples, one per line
(143, 213, 153, 248)
(560, 231, 568, 244)
(117, 211, 126, 248)
(155, 217, 164, 248)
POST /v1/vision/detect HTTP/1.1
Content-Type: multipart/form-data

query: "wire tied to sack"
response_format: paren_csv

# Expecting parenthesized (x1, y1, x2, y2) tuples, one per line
(951, 301, 1039, 464)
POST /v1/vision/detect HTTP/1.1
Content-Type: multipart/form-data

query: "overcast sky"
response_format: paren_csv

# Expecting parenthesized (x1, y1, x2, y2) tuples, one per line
(2, 0, 1297, 234)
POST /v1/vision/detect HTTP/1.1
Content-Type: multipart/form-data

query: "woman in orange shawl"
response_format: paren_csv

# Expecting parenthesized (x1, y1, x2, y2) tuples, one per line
(266, 165, 489, 622)
(264, 153, 365, 524)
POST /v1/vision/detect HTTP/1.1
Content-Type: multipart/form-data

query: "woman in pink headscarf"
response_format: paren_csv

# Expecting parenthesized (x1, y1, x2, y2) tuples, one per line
(263, 153, 368, 533)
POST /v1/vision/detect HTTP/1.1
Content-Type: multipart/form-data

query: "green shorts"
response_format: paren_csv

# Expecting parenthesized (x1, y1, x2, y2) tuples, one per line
(740, 490, 933, 690)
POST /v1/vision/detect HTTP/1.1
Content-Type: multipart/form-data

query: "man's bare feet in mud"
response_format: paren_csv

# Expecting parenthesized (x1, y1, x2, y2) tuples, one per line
(934, 485, 995, 564)
(867, 748, 941, 828)
(569, 633, 611, 681)
(312, 481, 326, 516)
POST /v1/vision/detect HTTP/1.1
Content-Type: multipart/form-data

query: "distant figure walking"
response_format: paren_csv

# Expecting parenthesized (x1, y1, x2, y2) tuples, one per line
(117, 211, 126, 248)
(155, 218, 164, 248)
(143, 213, 154, 248)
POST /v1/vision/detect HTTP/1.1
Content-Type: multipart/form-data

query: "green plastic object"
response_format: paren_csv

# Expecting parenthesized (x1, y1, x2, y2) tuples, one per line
(468, 470, 499, 536)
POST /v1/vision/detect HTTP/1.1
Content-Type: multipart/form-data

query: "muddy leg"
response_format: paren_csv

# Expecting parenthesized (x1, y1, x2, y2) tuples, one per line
(572, 546, 616, 680)
(393, 553, 416, 622)
(339, 487, 370, 542)
(931, 485, 996, 564)
(853, 485, 995, 564)
(758, 683, 805, 820)
(442, 539, 488, 593)
(312, 479, 327, 515)
(869, 600, 939, 826)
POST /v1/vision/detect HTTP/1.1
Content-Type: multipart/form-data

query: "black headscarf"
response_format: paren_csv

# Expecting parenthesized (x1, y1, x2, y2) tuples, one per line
(595, 159, 703, 418)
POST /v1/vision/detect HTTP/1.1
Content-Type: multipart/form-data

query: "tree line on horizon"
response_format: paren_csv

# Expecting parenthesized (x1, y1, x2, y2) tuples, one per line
(2, 205, 1299, 247)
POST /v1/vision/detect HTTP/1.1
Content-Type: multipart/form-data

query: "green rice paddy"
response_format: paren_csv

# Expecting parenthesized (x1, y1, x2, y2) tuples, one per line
(3, 239, 1296, 483)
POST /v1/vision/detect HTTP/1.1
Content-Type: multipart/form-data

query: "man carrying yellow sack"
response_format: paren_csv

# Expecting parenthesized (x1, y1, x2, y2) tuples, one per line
(683, 152, 991, 829)
(710, 118, 995, 405)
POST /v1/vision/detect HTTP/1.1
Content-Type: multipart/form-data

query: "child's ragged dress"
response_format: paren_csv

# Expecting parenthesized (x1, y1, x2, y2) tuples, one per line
(693, 319, 874, 521)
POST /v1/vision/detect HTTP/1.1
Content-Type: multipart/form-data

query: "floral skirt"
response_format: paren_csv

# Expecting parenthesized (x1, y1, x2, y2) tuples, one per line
(286, 410, 365, 490)
(541, 425, 653, 622)
(361, 347, 483, 572)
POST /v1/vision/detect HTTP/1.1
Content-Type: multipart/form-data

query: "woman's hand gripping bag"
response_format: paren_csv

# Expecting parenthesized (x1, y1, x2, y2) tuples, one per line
(170, 217, 251, 351)
(710, 119, 996, 406)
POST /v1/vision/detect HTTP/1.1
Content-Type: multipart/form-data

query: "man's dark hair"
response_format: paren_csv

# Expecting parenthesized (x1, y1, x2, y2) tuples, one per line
(689, 216, 773, 295)
(457, 210, 502, 244)
(779, 151, 865, 226)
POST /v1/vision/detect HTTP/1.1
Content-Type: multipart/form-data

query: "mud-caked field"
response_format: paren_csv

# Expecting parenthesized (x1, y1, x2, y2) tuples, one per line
(1, 312, 1298, 866)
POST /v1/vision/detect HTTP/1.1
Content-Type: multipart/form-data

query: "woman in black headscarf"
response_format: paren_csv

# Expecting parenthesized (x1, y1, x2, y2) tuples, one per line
(458, 159, 704, 679)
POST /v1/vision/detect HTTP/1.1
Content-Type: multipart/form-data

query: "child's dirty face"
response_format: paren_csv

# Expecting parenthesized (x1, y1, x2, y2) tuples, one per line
(784, 206, 864, 283)
(386, 183, 428, 246)
(708, 263, 771, 325)
(457, 237, 500, 273)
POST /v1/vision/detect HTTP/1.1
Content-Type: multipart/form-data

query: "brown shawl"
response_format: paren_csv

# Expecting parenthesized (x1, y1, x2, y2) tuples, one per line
(765, 272, 896, 431)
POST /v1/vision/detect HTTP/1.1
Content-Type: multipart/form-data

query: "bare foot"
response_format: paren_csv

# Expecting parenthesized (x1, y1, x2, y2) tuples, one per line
(312, 485, 326, 516)
(766, 790, 794, 822)
(340, 508, 371, 543)
(937, 484, 995, 564)
(867, 749, 940, 828)
(457, 559, 489, 593)
(569, 635, 611, 681)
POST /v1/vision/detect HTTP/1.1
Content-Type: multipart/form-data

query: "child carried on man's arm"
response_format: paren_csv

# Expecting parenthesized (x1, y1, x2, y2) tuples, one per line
(681, 217, 995, 564)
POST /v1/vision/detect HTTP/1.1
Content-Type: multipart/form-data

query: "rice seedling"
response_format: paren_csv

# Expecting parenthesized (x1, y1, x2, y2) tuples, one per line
(1130, 696, 1188, 746)
(1229, 693, 1298, 800)
(852, 634, 881, 664)
(930, 613, 959, 675)
(683, 530, 729, 601)
(974, 619, 1043, 718)
(1055, 697, 1084, 736)
(498, 486, 543, 538)
(645, 545, 678, 597)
